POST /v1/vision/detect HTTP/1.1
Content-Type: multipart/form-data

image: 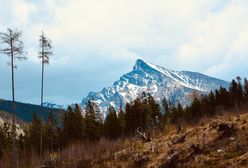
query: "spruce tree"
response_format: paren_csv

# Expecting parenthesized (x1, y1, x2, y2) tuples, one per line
(44, 112, 57, 152)
(244, 78, 248, 102)
(28, 113, 42, 153)
(147, 94, 161, 129)
(162, 97, 169, 115)
(118, 106, 126, 137)
(62, 105, 83, 143)
(84, 101, 100, 141)
(104, 106, 121, 139)
(230, 79, 239, 107)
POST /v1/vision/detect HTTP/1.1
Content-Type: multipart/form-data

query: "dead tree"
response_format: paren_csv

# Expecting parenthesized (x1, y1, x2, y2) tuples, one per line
(38, 30, 53, 157)
(136, 127, 150, 142)
(0, 28, 27, 168)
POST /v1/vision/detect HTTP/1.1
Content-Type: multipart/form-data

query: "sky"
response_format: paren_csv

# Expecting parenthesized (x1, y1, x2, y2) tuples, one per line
(0, 0, 248, 106)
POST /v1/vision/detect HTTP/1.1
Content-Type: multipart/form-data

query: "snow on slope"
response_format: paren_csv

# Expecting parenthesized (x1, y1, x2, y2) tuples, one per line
(81, 59, 229, 113)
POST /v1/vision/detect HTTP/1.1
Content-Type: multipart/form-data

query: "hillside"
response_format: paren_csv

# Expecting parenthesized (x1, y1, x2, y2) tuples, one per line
(0, 99, 64, 123)
(81, 59, 229, 113)
(93, 112, 248, 168)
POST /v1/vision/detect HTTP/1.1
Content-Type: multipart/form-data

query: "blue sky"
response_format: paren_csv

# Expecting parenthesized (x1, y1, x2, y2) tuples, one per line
(0, 0, 248, 105)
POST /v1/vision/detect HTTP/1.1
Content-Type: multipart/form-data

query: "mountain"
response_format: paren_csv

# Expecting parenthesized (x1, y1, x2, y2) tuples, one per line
(0, 99, 65, 123)
(42, 101, 65, 109)
(81, 59, 230, 113)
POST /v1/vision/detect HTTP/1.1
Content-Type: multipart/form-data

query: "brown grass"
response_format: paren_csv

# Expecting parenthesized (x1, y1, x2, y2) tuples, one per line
(0, 138, 124, 168)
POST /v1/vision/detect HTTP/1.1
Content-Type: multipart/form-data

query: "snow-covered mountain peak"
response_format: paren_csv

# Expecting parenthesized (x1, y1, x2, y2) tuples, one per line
(134, 59, 168, 75)
(81, 59, 230, 113)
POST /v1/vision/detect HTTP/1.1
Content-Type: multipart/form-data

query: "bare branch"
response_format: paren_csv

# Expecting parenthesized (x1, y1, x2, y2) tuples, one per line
(38, 31, 53, 64)
(0, 28, 27, 68)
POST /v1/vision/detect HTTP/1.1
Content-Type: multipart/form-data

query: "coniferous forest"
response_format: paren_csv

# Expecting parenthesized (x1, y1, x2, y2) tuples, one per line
(0, 76, 248, 167)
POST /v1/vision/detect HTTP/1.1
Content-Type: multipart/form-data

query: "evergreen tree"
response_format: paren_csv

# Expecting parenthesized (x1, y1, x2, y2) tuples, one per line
(189, 98, 202, 123)
(169, 103, 177, 125)
(27, 113, 42, 153)
(118, 106, 126, 137)
(62, 105, 83, 143)
(124, 102, 133, 134)
(104, 106, 121, 139)
(84, 101, 100, 141)
(125, 99, 145, 134)
(162, 97, 169, 115)
(229, 79, 241, 107)
(244, 78, 248, 102)
(43, 112, 57, 152)
(219, 87, 230, 109)
(147, 94, 161, 129)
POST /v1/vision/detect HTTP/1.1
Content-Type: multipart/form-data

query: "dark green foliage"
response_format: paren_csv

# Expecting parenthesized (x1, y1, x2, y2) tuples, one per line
(229, 79, 243, 107)
(147, 94, 162, 129)
(43, 112, 57, 152)
(25, 113, 42, 152)
(84, 101, 101, 141)
(162, 97, 169, 115)
(118, 107, 126, 137)
(244, 78, 248, 101)
(62, 104, 83, 143)
(104, 106, 121, 139)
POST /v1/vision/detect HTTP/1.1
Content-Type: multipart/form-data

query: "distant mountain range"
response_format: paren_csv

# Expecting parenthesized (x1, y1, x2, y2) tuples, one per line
(0, 99, 64, 123)
(81, 59, 229, 113)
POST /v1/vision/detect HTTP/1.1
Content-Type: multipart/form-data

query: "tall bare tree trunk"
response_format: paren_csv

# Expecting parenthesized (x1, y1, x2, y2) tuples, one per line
(0, 28, 26, 168)
(10, 34, 17, 168)
(40, 31, 44, 158)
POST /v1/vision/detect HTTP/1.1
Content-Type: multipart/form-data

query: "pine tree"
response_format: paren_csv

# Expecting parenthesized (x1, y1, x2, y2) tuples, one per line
(118, 106, 126, 137)
(236, 76, 244, 105)
(62, 105, 83, 143)
(169, 104, 178, 125)
(124, 102, 133, 134)
(162, 97, 169, 115)
(244, 78, 248, 102)
(84, 101, 100, 141)
(176, 103, 184, 123)
(219, 87, 230, 109)
(189, 98, 202, 123)
(147, 94, 161, 129)
(229, 79, 239, 107)
(27, 113, 42, 153)
(43, 112, 57, 152)
(104, 106, 121, 139)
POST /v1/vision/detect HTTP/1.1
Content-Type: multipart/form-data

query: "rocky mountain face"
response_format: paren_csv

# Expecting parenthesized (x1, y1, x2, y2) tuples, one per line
(81, 59, 229, 112)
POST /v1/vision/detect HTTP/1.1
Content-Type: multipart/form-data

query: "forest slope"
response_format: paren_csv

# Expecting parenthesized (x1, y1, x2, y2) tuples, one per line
(96, 111, 248, 168)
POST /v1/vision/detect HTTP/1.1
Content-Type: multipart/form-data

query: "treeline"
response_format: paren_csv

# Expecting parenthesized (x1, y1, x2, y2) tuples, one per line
(1, 77, 248, 156)
(173, 77, 248, 125)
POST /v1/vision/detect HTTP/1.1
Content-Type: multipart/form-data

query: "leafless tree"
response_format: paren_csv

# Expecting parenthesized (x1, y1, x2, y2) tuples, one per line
(38, 30, 53, 157)
(0, 28, 27, 168)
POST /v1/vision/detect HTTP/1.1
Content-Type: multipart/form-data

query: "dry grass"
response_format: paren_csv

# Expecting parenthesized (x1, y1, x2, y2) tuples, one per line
(0, 138, 124, 168)
(111, 110, 248, 168)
